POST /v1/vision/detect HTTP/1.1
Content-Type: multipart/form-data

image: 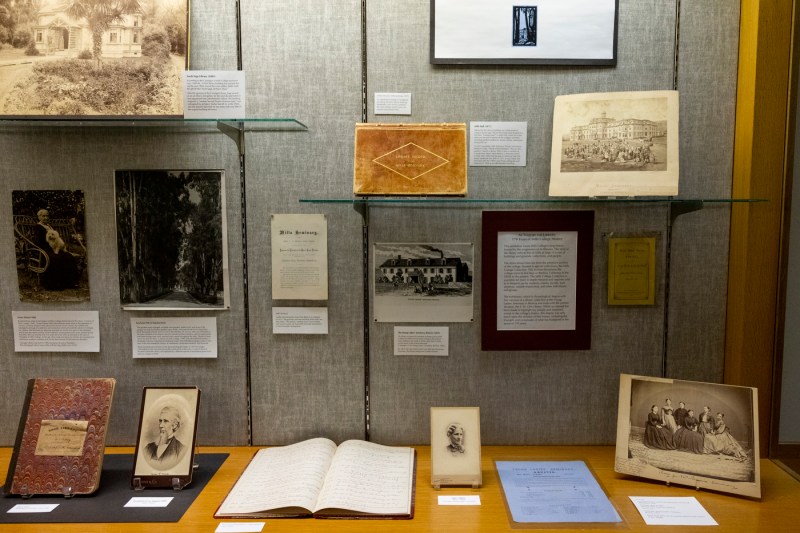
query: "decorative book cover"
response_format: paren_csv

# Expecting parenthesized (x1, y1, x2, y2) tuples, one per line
(4, 378, 116, 496)
(354, 123, 467, 195)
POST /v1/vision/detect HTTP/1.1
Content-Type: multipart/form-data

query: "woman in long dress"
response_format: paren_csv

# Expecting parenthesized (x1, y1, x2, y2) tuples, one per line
(698, 406, 714, 436)
(703, 413, 748, 461)
(662, 407, 678, 434)
(673, 410, 705, 454)
(643, 405, 675, 450)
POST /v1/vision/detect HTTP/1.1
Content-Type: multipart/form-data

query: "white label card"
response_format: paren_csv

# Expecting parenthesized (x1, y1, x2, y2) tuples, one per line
(629, 496, 717, 526)
(12, 310, 100, 352)
(438, 495, 481, 506)
(124, 497, 174, 508)
(394, 327, 449, 356)
(469, 122, 527, 166)
(131, 317, 217, 358)
(272, 307, 329, 334)
(7, 504, 59, 513)
(374, 92, 412, 115)
(183, 71, 246, 119)
(215, 523, 266, 533)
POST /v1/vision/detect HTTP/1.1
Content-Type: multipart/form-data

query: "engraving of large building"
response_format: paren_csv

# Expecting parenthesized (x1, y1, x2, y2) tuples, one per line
(569, 112, 666, 141)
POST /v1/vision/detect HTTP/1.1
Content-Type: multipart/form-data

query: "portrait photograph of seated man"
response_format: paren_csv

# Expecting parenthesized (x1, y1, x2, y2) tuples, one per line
(12, 189, 89, 302)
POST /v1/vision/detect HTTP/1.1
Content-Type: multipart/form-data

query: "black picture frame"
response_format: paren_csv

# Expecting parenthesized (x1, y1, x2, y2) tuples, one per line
(481, 210, 594, 351)
(430, 0, 618, 66)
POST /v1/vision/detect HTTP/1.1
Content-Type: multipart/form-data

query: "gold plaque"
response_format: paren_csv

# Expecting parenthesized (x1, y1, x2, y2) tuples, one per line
(354, 123, 467, 195)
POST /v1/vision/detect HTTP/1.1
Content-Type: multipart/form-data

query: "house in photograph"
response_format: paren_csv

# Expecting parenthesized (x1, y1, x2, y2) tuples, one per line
(32, 1, 142, 58)
(378, 253, 471, 284)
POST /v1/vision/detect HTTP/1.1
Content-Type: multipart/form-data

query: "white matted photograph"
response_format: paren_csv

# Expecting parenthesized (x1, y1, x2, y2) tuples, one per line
(431, 0, 617, 65)
(615, 374, 760, 499)
(374, 243, 474, 323)
(549, 90, 680, 197)
(115, 169, 229, 310)
(430, 407, 482, 487)
(0, 0, 189, 117)
(132, 386, 200, 488)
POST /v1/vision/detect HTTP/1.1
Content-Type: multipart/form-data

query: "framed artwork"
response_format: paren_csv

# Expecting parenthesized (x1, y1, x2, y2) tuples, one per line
(430, 0, 618, 65)
(132, 386, 200, 489)
(481, 210, 593, 351)
(0, 0, 190, 118)
(615, 374, 760, 499)
(373, 242, 474, 322)
(430, 407, 482, 487)
(114, 169, 229, 310)
(12, 189, 89, 302)
(549, 90, 680, 197)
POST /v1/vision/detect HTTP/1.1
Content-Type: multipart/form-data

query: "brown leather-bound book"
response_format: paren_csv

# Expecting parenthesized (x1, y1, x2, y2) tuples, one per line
(4, 378, 116, 496)
(354, 123, 467, 196)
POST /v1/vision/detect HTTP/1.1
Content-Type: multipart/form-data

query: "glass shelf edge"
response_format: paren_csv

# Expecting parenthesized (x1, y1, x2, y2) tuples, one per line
(299, 198, 767, 205)
(0, 117, 308, 131)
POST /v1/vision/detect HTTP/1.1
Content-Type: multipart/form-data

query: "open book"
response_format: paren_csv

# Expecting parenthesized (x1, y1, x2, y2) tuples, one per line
(214, 438, 416, 519)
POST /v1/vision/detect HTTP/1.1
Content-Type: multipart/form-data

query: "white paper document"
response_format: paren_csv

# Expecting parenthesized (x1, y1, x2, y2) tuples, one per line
(271, 214, 329, 300)
(469, 122, 527, 166)
(215, 523, 266, 533)
(7, 504, 59, 513)
(374, 92, 412, 115)
(183, 71, 246, 119)
(497, 231, 578, 330)
(12, 310, 99, 352)
(131, 317, 217, 358)
(630, 496, 717, 526)
(394, 326, 449, 356)
(124, 497, 174, 508)
(496, 460, 621, 523)
(273, 307, 328, 334)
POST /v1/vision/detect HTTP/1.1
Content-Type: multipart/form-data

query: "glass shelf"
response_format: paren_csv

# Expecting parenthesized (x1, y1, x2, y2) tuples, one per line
(0, 117, 308, 132)
(299, 197, 767, 205)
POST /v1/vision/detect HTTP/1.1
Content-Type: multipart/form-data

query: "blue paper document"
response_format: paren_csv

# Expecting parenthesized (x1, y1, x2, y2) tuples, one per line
(496, 460, 621, 523)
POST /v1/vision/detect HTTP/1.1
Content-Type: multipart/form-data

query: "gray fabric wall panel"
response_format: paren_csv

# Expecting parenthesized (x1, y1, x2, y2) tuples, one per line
(665, 0, 740, 383)
(240, 1, 366, 445)
(0, 128, 248, 446)
(364, 1, 689, 444)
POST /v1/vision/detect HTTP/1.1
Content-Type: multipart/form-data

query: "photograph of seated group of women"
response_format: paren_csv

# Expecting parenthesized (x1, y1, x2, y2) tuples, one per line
(624, 376, 757, 484)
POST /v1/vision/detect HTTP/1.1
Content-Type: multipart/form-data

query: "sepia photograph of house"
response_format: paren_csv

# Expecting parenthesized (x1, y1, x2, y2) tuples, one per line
(0, 0, 188, 116)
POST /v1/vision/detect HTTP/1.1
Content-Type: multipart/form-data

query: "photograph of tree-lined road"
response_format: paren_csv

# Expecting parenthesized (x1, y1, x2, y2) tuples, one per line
(0, 0, 187, 116)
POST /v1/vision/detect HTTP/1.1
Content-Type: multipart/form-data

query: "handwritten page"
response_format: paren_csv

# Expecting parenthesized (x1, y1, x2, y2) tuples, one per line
(216, 438, 337, 516)
(315, 440, 414, 515)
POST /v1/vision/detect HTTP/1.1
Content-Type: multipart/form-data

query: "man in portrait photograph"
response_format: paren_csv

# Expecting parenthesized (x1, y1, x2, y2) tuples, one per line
(145, 406, 185, 468)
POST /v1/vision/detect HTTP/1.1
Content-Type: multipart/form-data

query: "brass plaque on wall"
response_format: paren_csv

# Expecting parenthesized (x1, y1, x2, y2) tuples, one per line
(354, 123, 467, 195)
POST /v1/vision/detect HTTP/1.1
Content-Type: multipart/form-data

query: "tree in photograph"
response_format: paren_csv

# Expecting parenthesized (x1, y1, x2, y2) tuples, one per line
(64, 0, 142, 68)
(0, 0, 16, 44)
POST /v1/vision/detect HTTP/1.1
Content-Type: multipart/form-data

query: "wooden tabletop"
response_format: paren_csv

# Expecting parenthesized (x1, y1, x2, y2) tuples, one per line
(1, 445, 799, 532)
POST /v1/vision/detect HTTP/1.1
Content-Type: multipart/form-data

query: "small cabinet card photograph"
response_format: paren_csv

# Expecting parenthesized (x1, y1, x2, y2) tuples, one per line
(430, 407, 482, 487)
(549, 90, 679, 197)
(132, 387, 200, 489)
(431, 0, 618, 65)
(374, 243, 474, 323)
(271, 214, 328, 300)
(615, 374, 760, 498)
(354, 123, 467, 196)
(115, 170, 229, 310)
(0, 0, 190, 117)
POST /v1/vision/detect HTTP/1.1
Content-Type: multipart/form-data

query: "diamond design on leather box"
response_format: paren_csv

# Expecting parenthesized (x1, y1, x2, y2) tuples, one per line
(372, 143, 450, 181)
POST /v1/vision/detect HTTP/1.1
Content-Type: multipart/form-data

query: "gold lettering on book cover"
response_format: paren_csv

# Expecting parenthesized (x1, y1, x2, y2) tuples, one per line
(372, 143, 450, 181)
